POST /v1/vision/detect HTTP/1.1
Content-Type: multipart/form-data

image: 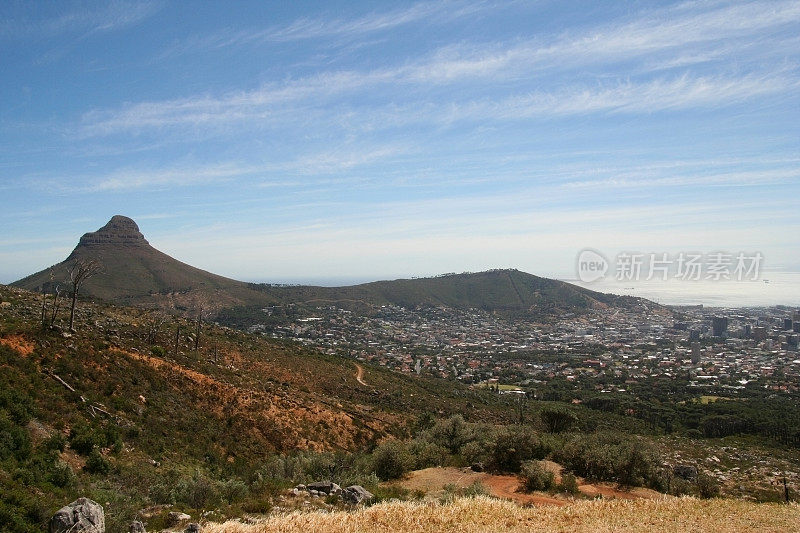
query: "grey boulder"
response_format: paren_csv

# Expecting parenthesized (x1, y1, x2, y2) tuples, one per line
(49, 498, 105, 533)
(342, 485, 374, 504)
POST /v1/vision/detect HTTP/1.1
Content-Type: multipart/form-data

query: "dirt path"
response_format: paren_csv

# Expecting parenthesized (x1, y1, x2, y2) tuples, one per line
(481, 474, 566, 506)
(354, 363, 367, 386)
(395, 467, 661, 507)
(396, 467, 565, 506)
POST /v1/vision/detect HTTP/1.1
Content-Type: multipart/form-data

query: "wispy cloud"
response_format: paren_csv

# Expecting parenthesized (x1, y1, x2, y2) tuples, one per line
(79, 0, 799, 138)
(0, 1, 160, 40)
(163, 0, 491, 56)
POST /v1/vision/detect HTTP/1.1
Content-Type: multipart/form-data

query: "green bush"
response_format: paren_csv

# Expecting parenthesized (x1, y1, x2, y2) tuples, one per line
(460, 439, 491, 466)
(490, 425, 547, 473)
(0, 416, 31, 462)
(558, 472, 579, 495)
(520, 460, 554, 492)
(407, 438, 449, 469)
(552, 432, 663, 489)
(84, 450, 111, 475)
(372, 440, 413, 481)
(428, 415, 473, 455)
(539, 406, 578, 433)
(696, 472, 720, 499)
(48, 461, 75, 488)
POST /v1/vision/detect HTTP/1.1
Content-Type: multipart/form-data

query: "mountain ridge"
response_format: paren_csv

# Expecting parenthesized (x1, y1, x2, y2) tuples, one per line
(13, 215, 655, 318)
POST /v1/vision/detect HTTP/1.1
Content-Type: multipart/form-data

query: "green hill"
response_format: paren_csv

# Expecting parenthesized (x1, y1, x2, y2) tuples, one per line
(257, 269, 648, 318)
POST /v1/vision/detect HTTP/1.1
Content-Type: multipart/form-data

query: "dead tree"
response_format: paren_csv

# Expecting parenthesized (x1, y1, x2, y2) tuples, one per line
(49, 284, 62, 327)
(194, 307, 203, 352)
(144, 311, 167, 344)
(67, 258, 103, 332)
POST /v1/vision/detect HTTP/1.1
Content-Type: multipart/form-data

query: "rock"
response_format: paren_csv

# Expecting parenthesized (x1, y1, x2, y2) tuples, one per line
(184, 524, 201, 533)
(342, 485, 374, 505)
(295, 484, 307, 491)
(128, 521, 146, 533)
(78, 215, 149, 247)
(307, 480, 341, 495)
(673, 464, 698, 480)
(470, 462, 485, 472)
(166, 512, 191, 526)
(49, 498, 105, 533)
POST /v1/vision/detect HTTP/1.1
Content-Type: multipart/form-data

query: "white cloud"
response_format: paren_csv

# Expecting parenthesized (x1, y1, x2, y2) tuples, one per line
(0, 0, 160, 39)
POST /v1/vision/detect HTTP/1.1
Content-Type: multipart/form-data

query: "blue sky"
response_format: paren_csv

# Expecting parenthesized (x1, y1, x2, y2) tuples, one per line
(1, 0, 799, 285)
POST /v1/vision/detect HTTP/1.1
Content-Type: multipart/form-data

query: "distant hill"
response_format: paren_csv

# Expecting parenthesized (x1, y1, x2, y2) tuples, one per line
(13, 215, 658, 318)
(256, 269, 650, 318)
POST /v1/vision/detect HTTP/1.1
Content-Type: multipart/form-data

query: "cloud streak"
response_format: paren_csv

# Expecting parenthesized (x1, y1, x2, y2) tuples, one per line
(79, 0, 799, 138)
(0, 0, 160, 40)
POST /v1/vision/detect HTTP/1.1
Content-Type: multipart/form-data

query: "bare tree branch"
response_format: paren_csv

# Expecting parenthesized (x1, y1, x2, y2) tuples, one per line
(67, 258, 103, 332)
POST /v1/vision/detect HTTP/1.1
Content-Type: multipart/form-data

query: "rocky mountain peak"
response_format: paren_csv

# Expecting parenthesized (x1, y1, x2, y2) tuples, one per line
(77, 215, 149, 247)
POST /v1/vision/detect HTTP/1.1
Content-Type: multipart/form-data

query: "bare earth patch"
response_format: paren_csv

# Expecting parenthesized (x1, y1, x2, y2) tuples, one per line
(393, 466, 659, 505)
(0, 334, 35, 356)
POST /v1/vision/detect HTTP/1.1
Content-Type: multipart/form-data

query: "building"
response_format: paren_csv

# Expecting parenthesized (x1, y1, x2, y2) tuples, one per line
(712, 316, 729, 337)
(691, 342, 701, 364)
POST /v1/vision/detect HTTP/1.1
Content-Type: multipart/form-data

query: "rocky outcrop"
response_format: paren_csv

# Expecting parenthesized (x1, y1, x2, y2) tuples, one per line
(77, 215, 149, 247)
(167, 512, 191, 527)
(342, 485, 374, 504)
(307, 480, 342, 495)
(49, 498, 105, 533)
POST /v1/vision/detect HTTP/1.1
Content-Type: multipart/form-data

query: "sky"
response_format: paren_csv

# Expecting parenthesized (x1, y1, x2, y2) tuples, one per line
(1, 0, 799, 287)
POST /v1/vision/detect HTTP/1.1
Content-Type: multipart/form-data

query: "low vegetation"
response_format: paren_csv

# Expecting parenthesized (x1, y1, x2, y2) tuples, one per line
(203, 496, 800, 533)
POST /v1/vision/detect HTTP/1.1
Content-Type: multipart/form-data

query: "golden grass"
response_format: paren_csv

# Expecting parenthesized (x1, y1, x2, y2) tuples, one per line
(205, 496, 799, 533)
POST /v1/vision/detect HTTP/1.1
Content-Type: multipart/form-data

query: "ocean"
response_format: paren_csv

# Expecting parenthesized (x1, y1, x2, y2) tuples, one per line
(567, 271, 800, 308)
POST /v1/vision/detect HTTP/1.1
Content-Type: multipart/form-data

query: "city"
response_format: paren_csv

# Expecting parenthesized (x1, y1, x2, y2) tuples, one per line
(245, 302, 800, 398)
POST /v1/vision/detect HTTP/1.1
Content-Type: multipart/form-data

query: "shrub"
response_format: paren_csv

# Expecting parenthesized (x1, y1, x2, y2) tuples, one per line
(68, 423, 102, 456)
(0, 416, 32, 461)
(696, 472, 720, 499)
(540, 406, 578, 433)
(558, 472, 579, 495)
(490, 426, 547, 473)
(84, 450, 111, 475)
(429, 415, 473, 455)
(553, 432, 663, 489)
(48, 461, 75, 488)
(461, 439, 491, 467)
(372, 440, 413, 481)
(407, 439, 449, 470)
(520, 460, 554, 492)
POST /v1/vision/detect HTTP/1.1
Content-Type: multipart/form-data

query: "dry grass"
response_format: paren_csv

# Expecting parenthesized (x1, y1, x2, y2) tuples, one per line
(205, 496, 799, 533)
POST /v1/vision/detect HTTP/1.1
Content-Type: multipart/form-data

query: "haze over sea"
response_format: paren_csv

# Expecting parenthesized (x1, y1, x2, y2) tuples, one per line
(569, 271, 800, 308)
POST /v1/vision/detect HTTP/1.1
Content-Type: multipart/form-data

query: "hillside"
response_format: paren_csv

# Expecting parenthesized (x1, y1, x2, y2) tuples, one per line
(0, 284, 517, 530)
(2, 284, 797, 531)
(13, 216, 659, 320)
(257, 269, 653, 318)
